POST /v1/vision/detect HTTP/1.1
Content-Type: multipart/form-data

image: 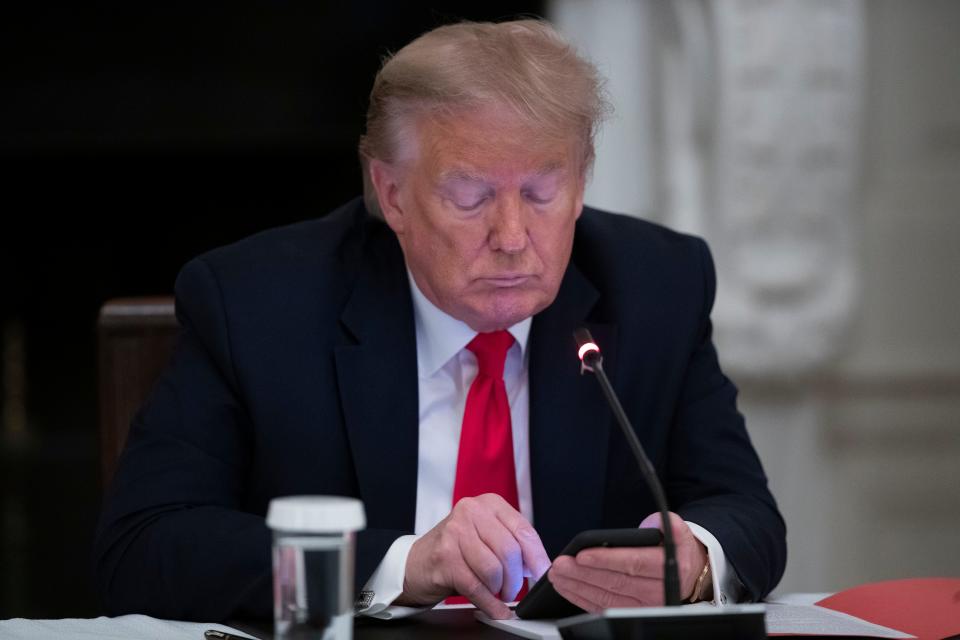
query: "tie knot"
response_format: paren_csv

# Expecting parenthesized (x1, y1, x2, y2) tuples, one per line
(467, 330, 514, 379)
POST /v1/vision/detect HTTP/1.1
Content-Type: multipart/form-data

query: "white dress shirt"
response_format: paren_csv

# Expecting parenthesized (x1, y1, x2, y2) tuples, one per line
(356, 274, 741, 618)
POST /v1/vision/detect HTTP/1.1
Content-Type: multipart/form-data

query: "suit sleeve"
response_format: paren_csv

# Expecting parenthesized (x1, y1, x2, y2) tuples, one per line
(93, 257, 405, 620)
(666, 239, 787, 601)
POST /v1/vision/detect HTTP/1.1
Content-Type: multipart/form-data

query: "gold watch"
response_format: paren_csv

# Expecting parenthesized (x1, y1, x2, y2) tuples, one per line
(687, 554, 712, 603)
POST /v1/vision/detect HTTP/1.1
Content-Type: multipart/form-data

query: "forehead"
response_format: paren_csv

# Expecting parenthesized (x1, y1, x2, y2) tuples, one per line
(411, 105, 578, 180)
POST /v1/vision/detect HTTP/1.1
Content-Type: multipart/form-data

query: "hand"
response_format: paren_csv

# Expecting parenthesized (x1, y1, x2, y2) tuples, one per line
(548, 512, 709, 611)
(396, 493, 551, 619)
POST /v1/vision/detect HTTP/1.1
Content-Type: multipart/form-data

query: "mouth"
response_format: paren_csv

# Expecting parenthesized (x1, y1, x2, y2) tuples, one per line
(481, 275, 532, 288)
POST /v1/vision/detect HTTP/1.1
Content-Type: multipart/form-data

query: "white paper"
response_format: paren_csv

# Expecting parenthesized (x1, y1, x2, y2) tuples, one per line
(475, 612, 561, 640)
(0, 615, 259, 640)
(477, 602, 915, 640)
(765, 604, 915, 638)
(765, 592, 834, 606)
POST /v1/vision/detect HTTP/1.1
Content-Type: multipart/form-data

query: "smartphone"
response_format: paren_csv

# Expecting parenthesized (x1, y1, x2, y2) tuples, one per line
(515, 527, 663, 620)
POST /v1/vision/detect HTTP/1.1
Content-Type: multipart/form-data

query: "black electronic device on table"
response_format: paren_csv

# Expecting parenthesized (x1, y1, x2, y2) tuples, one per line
(515, 527, 662, 620)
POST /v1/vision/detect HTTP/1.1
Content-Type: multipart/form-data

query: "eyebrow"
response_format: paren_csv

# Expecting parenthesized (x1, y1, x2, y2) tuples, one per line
(437, 169, 487, 183)
(438, 162, 565, 183)
(533, 161, 564, 176)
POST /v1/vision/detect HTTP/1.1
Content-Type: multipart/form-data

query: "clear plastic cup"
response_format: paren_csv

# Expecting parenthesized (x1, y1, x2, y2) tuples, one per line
(267, 496, 366, 640)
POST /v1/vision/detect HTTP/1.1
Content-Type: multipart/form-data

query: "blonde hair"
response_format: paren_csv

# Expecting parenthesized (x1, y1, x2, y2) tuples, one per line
(358, 19, 610, 216)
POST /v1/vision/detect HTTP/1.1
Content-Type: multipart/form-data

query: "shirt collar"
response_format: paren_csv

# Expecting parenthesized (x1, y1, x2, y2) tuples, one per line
(407, 270, 532, 379)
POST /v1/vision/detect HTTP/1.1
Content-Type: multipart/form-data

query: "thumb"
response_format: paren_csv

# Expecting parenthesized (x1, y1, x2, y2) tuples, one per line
(640, 511, 687, 540)
(639, 511, 663, 530)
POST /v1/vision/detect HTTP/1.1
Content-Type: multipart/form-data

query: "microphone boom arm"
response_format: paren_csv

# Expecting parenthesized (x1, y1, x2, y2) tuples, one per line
(575, 328, 683, 607)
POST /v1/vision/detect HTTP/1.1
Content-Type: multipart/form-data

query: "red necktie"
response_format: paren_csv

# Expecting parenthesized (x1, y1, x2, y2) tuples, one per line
(453, 330, 519, 508)
(448, 330, 527, 603)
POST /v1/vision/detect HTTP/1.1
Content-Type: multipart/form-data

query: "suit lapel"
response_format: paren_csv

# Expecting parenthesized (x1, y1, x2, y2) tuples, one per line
(335, 223, 419, 533)
(529, 264, 617, 558)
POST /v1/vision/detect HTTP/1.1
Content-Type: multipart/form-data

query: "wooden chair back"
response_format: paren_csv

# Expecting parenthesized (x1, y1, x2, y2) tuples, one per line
(97, 297, 178, 487)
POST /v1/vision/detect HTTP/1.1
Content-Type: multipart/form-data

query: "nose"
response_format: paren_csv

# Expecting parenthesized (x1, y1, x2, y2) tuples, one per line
(488, 193, 528, 254)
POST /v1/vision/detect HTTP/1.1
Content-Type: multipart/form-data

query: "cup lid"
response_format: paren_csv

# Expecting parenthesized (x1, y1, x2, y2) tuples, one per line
(267, 496, 366, 533)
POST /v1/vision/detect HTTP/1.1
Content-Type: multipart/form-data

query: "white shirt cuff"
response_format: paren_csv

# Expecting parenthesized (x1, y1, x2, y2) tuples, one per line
(685, 521, 744, 606)
(355, 534, 427, 619)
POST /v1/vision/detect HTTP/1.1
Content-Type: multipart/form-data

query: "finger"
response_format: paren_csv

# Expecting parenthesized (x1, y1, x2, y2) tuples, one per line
(471, 510, 525, 601)
(549, 572, 646, 611)
(548, 554, 579, 578)
(640, 511, 706, 597)
(548, 573, 603, 613)
(457, 525, 505, 598)
(640, 511, 690, 544)
(515, 527, 551, 582)
(455, 496, 524, 599)
(452, 564, 513, 619)
(552, 556, 663, 604)
(482, 495, 551, 580)
(575, 546, 665, 579)
(639, 511, 662, 529)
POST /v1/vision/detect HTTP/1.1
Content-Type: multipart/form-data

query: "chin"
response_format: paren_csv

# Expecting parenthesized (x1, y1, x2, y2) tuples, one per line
(469, 291, 549, 332)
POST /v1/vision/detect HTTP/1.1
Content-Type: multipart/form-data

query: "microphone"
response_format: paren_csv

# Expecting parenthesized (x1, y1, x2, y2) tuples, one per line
(566, 328, 766, 639)
(573, 327, 681, 607)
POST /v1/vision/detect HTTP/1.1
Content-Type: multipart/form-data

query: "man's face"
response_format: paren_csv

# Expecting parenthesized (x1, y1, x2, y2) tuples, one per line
(372, 106, 585, 333)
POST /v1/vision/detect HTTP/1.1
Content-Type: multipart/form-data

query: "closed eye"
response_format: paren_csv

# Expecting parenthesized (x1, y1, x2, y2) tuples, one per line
(439, 178, 494, 213)
(452, 195, 489, 211)
(521, 172, 562, 205)
(522, 189, 556, 205)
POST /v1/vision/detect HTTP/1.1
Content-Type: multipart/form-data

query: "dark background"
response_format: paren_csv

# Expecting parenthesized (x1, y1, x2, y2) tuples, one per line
(0, 3, 543, 618)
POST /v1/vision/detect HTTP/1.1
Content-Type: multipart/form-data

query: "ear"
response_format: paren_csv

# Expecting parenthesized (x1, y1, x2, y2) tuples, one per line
(369, 159, 407, 235)
(573, 175, 586, 220)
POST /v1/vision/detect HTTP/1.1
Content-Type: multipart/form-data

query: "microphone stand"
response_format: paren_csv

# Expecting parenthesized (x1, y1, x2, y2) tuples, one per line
(563, 328, 766, 640)
(575, 328, 682, 606)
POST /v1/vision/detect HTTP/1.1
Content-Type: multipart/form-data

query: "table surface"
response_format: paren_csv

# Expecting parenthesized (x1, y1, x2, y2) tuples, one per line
(4, 595, 909, 640)
(232, 609, 514, 639)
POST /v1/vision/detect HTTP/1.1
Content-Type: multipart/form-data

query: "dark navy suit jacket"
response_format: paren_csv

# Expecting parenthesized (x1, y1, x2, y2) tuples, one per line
(94, 197, 786, 620)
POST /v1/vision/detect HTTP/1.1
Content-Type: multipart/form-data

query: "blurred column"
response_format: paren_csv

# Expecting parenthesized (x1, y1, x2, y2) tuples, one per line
(550, 0, 659, 218)
(552, 0, 866, 594)
(707, 1, 864, 595)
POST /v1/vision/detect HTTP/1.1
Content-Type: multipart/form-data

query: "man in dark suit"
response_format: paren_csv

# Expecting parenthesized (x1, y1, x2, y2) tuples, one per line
(94, 19, 785, 622)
